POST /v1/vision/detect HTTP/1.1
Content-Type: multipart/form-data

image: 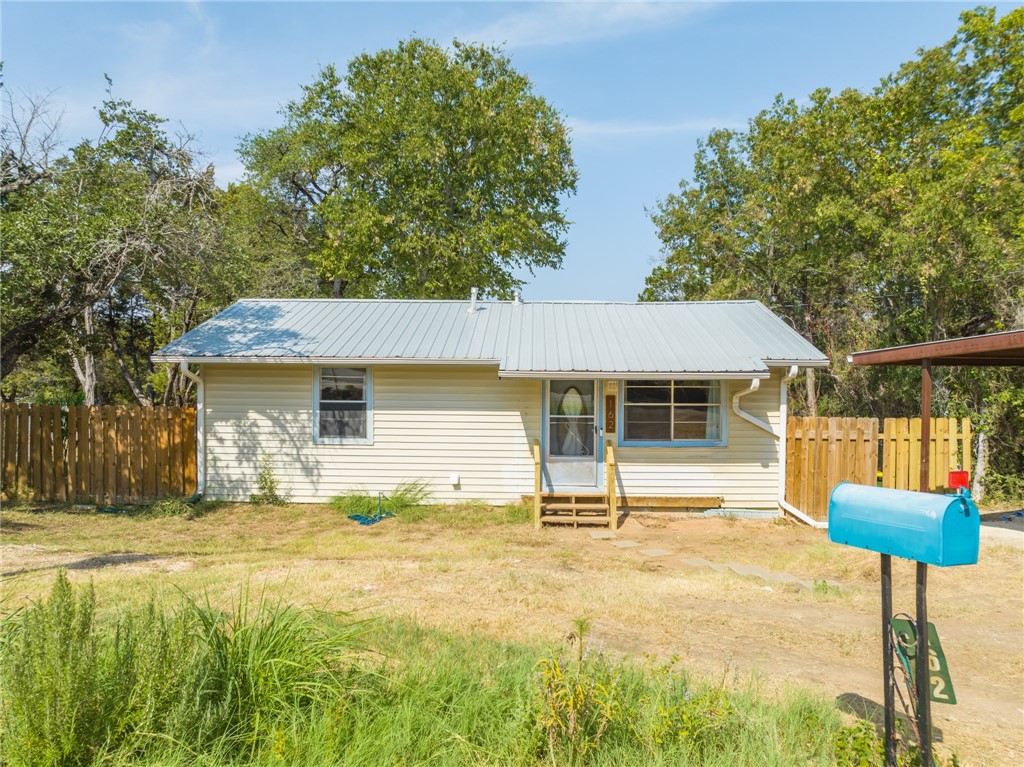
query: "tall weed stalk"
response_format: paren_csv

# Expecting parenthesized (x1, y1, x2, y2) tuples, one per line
(0, 573, 364, 767)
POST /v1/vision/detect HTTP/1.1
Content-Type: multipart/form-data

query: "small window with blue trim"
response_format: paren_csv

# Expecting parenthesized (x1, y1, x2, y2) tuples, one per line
(621, 380, 723, 445)
(317, 367, 371, 442)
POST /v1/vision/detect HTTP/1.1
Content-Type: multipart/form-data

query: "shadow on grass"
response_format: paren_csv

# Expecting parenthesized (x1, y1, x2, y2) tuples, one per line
(836, 691, 944, 743)
(0, 519, 42, 532)
(2, 553, 160, 579)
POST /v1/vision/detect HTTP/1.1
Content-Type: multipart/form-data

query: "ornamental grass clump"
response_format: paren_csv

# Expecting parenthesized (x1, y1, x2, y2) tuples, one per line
(0, 574, 365, 767)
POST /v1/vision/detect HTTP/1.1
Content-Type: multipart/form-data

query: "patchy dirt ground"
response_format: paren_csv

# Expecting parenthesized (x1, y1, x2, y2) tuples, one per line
(1, 504, 1021, 766)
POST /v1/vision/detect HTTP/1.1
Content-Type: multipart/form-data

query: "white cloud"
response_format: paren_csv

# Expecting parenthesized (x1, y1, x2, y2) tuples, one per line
(214, 158, 247, 187)
(465, 1, 711, 49)
(568, 115, 745, 141)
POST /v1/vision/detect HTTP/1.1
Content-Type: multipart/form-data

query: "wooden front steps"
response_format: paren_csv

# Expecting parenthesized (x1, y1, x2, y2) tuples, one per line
(538, 492, 611, 528)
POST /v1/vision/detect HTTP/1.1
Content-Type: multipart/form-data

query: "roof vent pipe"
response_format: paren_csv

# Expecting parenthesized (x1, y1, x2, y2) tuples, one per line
(512, 290, 523, 305)
(468, 287, 479, 313)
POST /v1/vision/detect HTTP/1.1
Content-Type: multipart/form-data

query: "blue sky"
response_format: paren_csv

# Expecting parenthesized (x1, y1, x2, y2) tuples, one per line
(4, 1, 1017, 300)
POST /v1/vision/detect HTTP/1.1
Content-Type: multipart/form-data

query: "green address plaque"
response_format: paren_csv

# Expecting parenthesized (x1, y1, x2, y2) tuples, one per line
(890, 618, 956, 705)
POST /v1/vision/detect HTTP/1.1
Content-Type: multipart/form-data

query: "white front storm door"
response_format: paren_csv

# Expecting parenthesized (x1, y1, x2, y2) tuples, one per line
(545, 379, 600, 489)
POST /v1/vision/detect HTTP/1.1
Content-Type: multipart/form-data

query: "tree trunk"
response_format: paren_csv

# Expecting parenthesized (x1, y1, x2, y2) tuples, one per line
(972, 428, 987, 502)
(805, 367, 819, 417)
(69, 305, 98, 406)
(107, 337, 154, 406)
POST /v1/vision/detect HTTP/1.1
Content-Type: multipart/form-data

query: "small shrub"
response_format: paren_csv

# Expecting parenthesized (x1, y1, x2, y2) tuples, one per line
(628, 658, 738, 759)
(329, 480, 431, 518)
(137, 497, 192, 518)
(535, 617, 621, 766)
(832, 718, 961, 767)
(982, 470, 1024, 503)
(813, 580, 843, 598)
(250, 454, 289, 506)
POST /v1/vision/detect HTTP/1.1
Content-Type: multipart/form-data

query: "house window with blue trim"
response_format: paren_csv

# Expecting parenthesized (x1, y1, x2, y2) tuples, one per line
(621, 380, 723, 445)
(317, 367, 371, 442)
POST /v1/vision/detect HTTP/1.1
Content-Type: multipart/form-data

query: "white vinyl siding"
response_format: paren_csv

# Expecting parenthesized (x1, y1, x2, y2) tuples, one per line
(612, 371, 783, 509)
(200, 364, 783, 509)
(203, 364, 541, 504)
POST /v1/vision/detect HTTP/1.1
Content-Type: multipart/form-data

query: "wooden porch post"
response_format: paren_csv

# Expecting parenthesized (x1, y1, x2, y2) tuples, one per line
(606, 440, 617, 531)
(920, 360, 932, 492)
(532, 439, 542, 529)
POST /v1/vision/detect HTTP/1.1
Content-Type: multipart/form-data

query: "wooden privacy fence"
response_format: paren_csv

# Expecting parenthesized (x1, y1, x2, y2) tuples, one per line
(786, 416, 972, 521)
(880, 417, 971, 493)
(1, 404, 196, 505)
(786, 417, 879, 523)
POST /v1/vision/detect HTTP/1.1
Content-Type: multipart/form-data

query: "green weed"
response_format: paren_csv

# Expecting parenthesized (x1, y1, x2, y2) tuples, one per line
(250, 454, 289, 506)
(329, 479, 432, 518)
(0, 575, 954, 767)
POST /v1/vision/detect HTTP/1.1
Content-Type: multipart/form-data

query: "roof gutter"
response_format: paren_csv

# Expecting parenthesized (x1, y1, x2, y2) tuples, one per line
(732, 367, 826, 529)
(500, 370, 771, 380)
(151, 356, 502, 366)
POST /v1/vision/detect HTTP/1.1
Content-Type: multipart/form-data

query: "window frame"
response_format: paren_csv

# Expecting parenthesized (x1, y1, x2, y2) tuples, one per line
(313, 366, 374, 445)
(616, 379, 726, 448)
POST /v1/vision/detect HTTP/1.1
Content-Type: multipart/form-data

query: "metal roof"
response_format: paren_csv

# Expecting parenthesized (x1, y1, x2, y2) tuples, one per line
(153, 299, 829, 378)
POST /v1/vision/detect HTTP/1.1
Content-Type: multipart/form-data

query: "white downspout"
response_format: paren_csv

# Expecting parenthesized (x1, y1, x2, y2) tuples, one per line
(179, 362, 205, 496)
(731, 378, 775, 436)
(733, 367, 826, 529)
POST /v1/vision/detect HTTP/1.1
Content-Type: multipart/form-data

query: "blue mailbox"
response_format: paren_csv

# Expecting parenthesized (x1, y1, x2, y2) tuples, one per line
(828, 483, 980, 567)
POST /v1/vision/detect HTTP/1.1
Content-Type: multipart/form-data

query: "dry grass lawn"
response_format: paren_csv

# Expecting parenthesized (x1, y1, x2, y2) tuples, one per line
(1, 502, 1021, 766)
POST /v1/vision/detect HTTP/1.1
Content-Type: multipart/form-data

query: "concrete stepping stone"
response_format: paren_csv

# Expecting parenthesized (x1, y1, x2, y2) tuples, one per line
(727, 563, 772, 579)
(640, 548, 673, 557)
(762, 571, 813, 590)
(590, 531, 616, 540)
(680, 557, 714, 569)
(610, 540, 642, 549)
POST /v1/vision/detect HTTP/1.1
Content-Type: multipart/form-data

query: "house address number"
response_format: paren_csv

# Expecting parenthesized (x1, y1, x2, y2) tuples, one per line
(605, 395, 616, 434)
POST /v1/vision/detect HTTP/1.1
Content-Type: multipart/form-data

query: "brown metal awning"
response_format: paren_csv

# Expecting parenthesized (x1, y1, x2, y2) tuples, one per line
(848, 329, 1024, 367)
(848, 328, 1024, 496)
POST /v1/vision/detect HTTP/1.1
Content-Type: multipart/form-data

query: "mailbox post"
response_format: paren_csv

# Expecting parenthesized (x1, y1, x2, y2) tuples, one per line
(828, 483, 980, 766)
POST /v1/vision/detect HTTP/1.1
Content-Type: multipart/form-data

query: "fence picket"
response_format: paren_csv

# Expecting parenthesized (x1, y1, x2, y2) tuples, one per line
(785, 418, 797, 508)
(158, 408, 171, 496)
(130, 409, 143, 502)
(77, 407, 90, 500)
(53, 405, 67, 502)
(90, 407, 102, 502)
(172, 408, 185, 495)
(2, 405, 16, 496)
(866, 418, 879, 485)
(143, 409, 157, 499)
(103, 406, 117, 505)
(116, 407, 130, 503)
(16, 404, 29, 498)
(183, 408, 197, 495)
(66, 406, 78, 502)
(962, 419, 972, 476)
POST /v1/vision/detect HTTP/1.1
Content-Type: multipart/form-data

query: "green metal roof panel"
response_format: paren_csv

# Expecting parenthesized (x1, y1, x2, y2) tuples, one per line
(153, 299, 829, 375)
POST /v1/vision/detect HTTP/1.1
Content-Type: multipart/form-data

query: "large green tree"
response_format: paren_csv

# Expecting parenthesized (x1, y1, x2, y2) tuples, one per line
(1, 93, 253, 405)
(240, 38, 578, 299)
(643, 7, 1023, 493)
(644, 8, 1022, 404)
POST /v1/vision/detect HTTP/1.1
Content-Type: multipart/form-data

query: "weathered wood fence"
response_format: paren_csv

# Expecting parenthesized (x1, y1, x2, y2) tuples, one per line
(1, 404, 196, 505)
(786, 416, 972, 521)
(880, 417, 971, 493)
(786, 417, 879, 523)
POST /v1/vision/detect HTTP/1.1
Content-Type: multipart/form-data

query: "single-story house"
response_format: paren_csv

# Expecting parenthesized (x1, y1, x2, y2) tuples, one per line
(152, 297, 828, 527)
